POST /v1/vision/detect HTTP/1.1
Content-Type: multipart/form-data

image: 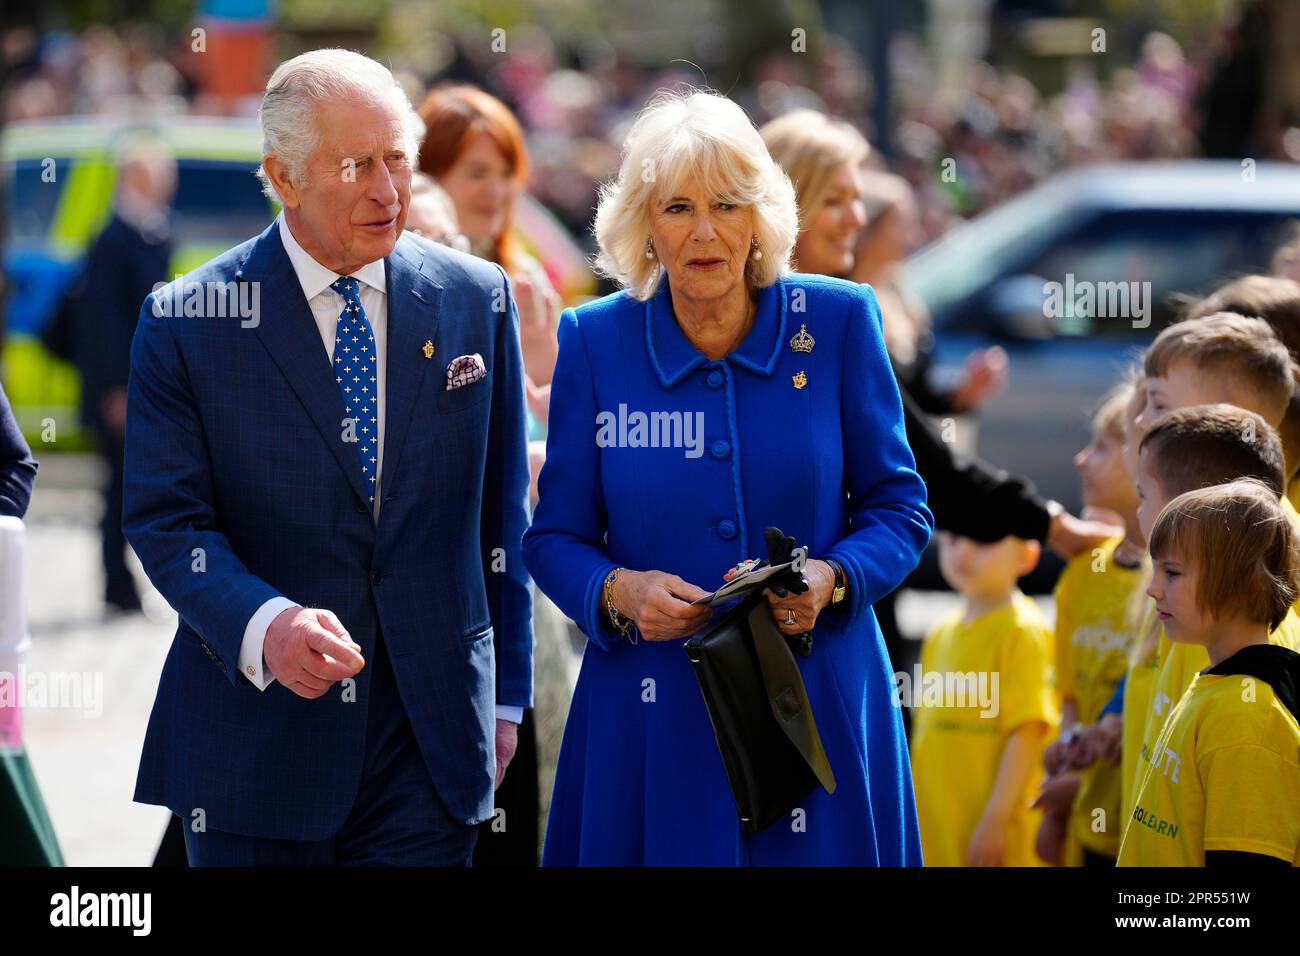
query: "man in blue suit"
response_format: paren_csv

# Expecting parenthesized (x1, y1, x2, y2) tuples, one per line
(123, 49, 533, 865)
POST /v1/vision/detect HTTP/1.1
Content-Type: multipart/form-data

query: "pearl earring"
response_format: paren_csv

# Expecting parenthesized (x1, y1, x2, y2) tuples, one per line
(751, 237, 762, 261)
(645, 238, 655, 260)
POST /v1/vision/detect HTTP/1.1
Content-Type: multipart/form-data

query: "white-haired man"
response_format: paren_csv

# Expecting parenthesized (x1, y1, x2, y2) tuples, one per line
(123, 49, 533, 865)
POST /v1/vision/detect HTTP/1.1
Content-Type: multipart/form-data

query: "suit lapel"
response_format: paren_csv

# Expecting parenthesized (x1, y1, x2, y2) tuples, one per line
(379, 237, 442, 519)
(236, 224, 373, 508)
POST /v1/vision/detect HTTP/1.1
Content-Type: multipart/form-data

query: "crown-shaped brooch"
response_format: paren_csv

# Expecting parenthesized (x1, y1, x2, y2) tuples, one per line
(789, 323, 815, 353)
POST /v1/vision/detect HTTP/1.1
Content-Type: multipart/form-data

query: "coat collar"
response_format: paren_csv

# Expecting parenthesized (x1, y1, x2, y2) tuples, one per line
(645, 276, 788, 388)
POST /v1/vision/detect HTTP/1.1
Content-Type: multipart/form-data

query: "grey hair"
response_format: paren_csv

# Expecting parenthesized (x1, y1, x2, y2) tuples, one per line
(255, 48, 426, 203)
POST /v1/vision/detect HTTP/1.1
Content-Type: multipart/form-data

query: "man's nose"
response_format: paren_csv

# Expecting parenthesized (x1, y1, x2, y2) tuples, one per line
(368, 162, 399, 207)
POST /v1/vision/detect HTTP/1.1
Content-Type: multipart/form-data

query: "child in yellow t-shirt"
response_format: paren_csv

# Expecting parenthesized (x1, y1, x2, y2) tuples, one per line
(1117, 480, 1300, 866)
(1128, 405, 1300, 822)
(910, 532, 1058, 866)
(1037, 383, 1146, 866)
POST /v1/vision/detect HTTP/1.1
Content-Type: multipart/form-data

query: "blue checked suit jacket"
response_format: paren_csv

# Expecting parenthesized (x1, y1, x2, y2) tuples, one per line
(123, 222, 533, 839)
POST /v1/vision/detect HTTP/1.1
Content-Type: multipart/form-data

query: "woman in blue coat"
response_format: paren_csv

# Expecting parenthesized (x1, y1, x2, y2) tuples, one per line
(521, 90, 934, 865)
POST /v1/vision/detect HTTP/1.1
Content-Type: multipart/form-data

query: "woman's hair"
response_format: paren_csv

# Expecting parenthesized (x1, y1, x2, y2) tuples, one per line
(759, 110, 869, 232)
(1148, 478, 1300, 631)
(416, 83, 529, 272)
(256, 48, 424, 203)
(592, 88, 798, 301)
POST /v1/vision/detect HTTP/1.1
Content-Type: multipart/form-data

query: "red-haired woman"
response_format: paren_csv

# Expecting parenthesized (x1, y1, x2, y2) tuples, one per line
(418, 84, 568, 868)
(418, 84, 559, 390)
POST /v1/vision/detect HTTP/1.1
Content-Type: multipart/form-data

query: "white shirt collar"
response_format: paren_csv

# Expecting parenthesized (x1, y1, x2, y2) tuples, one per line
(277, 213, 387, 301)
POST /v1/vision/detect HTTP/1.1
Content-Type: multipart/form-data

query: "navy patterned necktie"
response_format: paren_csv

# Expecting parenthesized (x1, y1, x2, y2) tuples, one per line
(329, 277, 379, 508)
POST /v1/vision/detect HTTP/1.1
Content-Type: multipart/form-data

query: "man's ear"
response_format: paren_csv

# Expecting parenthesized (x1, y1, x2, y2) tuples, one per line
(263, 155, 300, 209)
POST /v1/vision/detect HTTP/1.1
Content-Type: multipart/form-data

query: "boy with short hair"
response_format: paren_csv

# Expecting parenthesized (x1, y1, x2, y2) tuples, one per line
(910, 533, 1058, 866)
(1117, 480, 1300, 866)
(1128, 405, 1300, 820)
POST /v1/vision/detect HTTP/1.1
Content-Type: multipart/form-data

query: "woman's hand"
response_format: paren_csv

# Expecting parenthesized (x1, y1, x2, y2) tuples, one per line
(524, 375, 550, 426)
(951, 346, 1008, 411)
(763, 558, 835, 635)
(512, 271, 560, 387)
(612, 569, 713, 641)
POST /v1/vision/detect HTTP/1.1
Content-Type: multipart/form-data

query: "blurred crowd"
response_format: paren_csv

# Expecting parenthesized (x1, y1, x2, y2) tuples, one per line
(6, 11, 1297, 257)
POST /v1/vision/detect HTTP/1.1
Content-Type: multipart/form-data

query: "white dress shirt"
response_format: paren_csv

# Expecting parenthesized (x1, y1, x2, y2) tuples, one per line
(237, 215, 522, 724)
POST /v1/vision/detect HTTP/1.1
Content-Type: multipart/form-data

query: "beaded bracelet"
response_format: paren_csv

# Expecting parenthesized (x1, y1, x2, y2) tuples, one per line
(603, 567, 638, 643)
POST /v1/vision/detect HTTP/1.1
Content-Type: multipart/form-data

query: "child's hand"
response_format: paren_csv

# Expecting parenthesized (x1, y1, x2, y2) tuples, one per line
(1066, 725, 1099, 768)
(966, 812, 1007, 867)
(1031, 771, 1081, 814)
(1034, 805, 1070, 866)
(1043, 737, 1070, 775)
(1095, 713, 1123, 765)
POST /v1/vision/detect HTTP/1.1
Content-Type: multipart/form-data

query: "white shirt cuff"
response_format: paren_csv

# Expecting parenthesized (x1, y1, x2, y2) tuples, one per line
(495, 705, 524, 724)
(239, 597, 299, 691)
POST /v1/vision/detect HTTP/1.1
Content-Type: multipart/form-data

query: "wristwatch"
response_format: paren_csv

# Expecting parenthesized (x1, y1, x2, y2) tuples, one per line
(823, 557, 847, 605)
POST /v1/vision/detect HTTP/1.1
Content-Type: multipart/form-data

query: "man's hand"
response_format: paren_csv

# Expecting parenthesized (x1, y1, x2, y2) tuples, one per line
(263, 606, 365, 699)
(100, 387, 128, 435)
(494, 718, 518, 790)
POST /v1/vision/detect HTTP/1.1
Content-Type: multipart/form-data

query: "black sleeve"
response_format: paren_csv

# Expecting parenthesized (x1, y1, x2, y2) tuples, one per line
(1205, 850, 1290, 868)
(893, 332, 962, 416)
(902, 386, 1051, 543)
(0, 383, 38, 519)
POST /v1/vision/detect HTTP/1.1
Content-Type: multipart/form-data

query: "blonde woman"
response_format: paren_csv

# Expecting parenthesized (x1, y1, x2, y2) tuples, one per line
(760, 109, 868, 277)
(522, 90, 933, 865)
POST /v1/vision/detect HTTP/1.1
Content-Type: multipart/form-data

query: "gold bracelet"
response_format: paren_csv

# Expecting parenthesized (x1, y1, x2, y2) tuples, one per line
(603, 567, 637, 643)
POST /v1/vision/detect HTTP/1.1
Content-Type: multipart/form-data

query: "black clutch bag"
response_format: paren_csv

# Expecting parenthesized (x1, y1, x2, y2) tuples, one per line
(684, 528, 837, 833)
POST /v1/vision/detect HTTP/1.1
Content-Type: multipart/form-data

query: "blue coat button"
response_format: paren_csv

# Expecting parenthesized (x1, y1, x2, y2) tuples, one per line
(710, 439, 731, 459)
(717, 519, 737, 539)
(706, 369, 724, 389)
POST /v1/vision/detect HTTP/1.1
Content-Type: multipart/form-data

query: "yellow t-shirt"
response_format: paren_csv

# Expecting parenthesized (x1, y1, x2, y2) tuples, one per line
(1132, 560, 1300, 824)
(1127, 496, 1300, 822)
(911, 592, 1059, 866)
(1287, 475, 1300, 514)
(1117, 651, 1300, 866)
(1121, 604, 1161, 825)
(1052, 536, 1145, 858)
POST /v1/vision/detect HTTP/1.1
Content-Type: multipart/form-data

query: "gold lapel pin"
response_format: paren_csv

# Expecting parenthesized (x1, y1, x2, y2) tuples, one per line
(422, 340, 435, 359)
(790, 323, 815, 353)
(792, 370, 807, 389)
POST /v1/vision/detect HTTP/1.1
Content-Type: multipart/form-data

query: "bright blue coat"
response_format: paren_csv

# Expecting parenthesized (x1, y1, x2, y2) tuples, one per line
(522, 274, 933, 865)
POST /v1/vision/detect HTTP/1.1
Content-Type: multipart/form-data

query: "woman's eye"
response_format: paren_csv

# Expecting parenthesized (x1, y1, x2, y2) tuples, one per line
(666, 203, 688, 214)
(714, 202, 736, 211)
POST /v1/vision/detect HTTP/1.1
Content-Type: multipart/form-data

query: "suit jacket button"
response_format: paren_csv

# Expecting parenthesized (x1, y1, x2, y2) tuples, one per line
(371, 570, 383, 585)
(717, 519, 737, 540)
(354, 499, 367, 513)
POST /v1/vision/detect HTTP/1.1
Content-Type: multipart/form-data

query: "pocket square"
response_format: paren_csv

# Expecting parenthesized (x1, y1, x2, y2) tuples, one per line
(446, 353, 487, 390)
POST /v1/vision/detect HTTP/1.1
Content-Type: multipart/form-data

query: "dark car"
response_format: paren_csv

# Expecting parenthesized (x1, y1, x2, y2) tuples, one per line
(902, 161, 1300, 590)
